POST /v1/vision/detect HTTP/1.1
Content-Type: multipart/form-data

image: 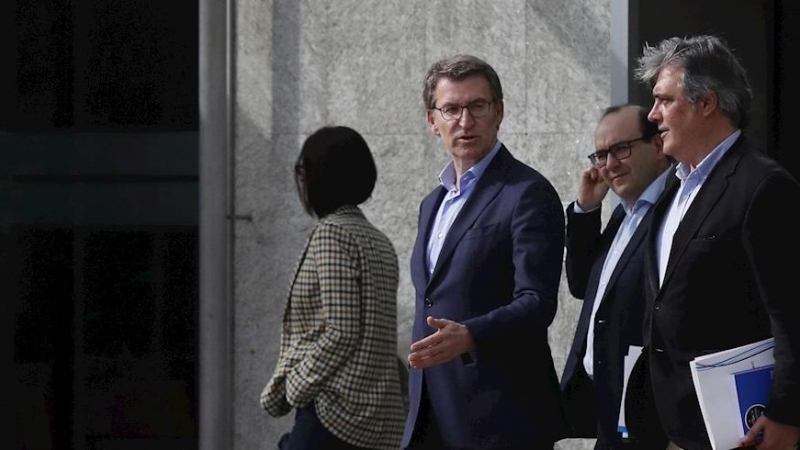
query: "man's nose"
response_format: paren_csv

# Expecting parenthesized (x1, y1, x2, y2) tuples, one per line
(458, 108, 476, 127)
(647, 105, 660, 122)
(605, 151, 622, 168)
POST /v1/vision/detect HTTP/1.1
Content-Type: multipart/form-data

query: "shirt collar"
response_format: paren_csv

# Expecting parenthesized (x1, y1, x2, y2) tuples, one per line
(438, 141, 502, 191)
(674, 129, 741, 183)
(622, 166, 672, 215)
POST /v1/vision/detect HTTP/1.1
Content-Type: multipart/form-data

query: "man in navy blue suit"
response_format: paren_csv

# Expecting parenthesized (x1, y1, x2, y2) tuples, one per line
(560, 104, 671, 450)
(402, 54, 567, 450)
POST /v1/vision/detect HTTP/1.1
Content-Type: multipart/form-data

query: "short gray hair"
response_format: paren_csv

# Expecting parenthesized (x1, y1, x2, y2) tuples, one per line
(635, 35, 752, 129)
(422, 54, 503, 110)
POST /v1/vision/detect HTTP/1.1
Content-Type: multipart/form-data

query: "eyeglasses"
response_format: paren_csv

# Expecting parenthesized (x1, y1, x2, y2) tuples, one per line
(431, 101, 493, 121)
(587, 136, 647, 167)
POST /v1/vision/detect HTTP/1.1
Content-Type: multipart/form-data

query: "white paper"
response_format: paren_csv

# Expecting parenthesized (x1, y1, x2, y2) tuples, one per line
(617, 345, 643, 437)
(689, 337, 775, 450)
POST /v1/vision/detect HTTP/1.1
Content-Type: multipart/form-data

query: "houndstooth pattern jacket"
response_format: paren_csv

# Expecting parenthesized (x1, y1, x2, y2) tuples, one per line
(261, 205, 405, 449)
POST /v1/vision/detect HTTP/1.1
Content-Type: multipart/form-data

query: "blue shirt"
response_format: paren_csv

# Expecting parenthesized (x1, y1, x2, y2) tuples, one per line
(580, 167, 671, 378)
(426, 141, 502, 273)
(657, 130, 741, 285)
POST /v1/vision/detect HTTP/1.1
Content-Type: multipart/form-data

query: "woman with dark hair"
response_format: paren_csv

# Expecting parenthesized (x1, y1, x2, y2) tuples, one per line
(261, 126, 405, 450)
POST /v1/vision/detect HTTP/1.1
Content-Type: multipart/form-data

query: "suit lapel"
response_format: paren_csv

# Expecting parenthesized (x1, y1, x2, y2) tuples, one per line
(427, 146, 511, 289)
(647, 172, 679, 296)
(411, 187, 446, 288)
(569, 204, 626, 358)
(289, 229, 314, 290)
(581, 205, 625, 309)
(601, 203, 651, 303)
(660, 141, 743, 288)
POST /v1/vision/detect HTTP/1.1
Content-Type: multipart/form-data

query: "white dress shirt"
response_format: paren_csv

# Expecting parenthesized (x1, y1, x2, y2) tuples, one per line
(656, 130, 741, 286)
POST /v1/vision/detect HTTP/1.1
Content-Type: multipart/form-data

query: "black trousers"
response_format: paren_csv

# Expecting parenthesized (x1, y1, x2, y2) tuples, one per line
(278, 403, 371, 450)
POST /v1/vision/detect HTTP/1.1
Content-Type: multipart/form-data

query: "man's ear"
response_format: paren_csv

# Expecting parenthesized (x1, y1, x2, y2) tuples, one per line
(427, 109, 440, 136)
(494, 99, 504, 130)
(698, 92, 718, 117)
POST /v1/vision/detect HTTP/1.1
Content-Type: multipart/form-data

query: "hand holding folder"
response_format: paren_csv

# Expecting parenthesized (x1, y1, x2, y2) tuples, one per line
(689, 338, 774, 450)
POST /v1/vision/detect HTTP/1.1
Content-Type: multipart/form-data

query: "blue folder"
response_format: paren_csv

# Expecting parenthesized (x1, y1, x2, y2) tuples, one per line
(733, 365, 773, 434)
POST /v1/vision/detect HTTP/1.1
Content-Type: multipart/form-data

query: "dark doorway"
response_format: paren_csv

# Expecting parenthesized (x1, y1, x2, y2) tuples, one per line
(1, 1, 199, 449)
(767, 1, 800, 179)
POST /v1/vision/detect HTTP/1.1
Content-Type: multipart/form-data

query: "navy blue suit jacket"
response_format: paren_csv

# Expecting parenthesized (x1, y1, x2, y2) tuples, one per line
(402, 146, 568, 449)
(560, 201, 656, 449)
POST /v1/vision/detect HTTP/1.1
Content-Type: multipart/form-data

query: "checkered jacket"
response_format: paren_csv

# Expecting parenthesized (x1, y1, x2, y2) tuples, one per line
(261, 205, 405, 449)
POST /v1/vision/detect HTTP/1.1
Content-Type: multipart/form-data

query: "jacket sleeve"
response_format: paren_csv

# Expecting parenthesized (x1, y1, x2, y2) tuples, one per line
(743, 174, 800, 425)
(464, 180, 565, 346)
(564, 202, 603, 299)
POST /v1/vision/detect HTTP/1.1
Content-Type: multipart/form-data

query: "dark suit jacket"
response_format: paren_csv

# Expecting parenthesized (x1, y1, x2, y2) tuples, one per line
(560, 201, 654, 449)
(638, 136, 800, 449)
(401, 146, 568, 449)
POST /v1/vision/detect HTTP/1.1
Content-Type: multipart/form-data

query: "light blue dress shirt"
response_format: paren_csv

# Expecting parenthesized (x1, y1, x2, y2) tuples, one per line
(579, 168, 671, 378)
(656, 130, 741, 285)
(426, 141, 502, 273)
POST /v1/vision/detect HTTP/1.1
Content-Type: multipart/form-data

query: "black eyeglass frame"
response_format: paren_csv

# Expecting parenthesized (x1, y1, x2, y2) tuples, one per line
(430, 101, 494, 121)
(587, 136, 647, 167)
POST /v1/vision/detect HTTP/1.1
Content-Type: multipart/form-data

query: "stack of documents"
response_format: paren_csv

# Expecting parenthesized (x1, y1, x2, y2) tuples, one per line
(689, 338, 775, 450)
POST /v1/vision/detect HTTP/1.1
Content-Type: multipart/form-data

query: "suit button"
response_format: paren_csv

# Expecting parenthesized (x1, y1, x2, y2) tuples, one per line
(654, 301, 661, 310)
(424, 298, 432, 308)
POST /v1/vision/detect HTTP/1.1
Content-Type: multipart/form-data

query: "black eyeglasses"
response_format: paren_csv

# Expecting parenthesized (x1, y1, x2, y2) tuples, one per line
(431, 101, 493, 121)
(587, 136, 647, 167)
